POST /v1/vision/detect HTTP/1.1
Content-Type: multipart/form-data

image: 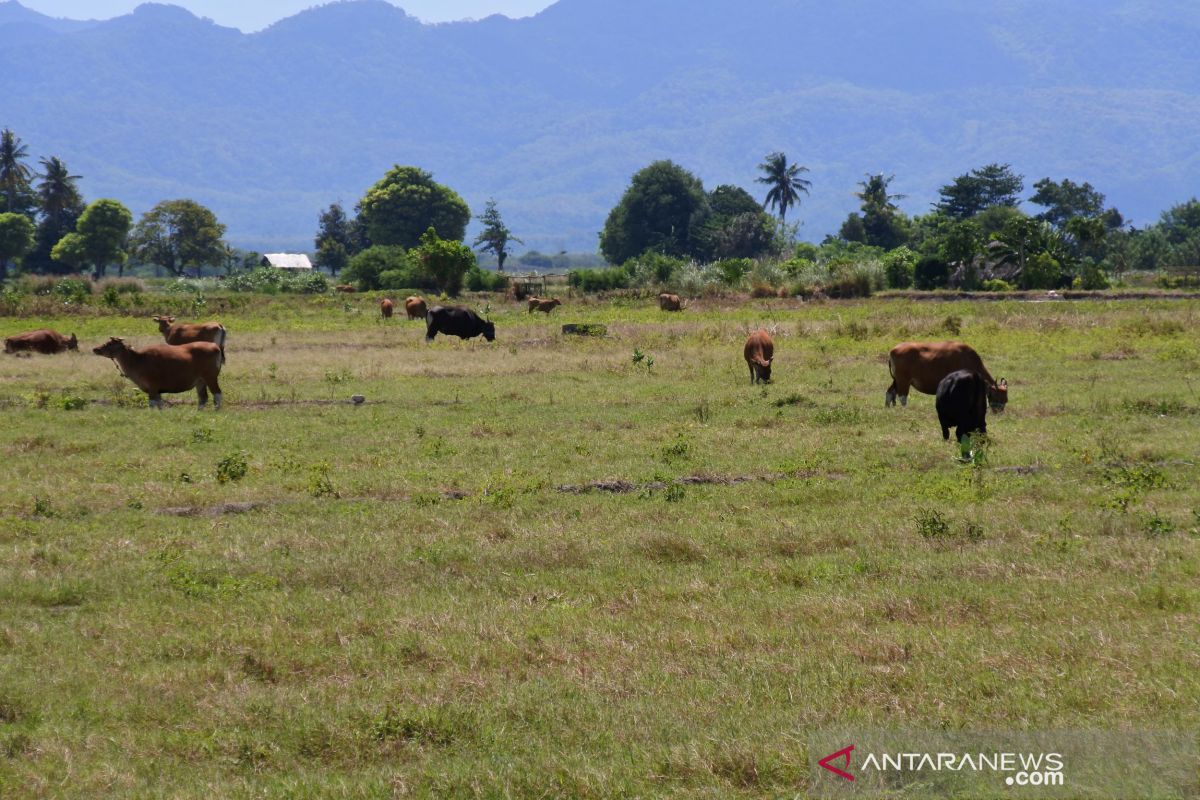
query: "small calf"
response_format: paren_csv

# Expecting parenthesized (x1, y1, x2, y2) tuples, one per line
(935, 369, 988, 444)
(658, 293, 682, 311)
(527, 297, 562, 314)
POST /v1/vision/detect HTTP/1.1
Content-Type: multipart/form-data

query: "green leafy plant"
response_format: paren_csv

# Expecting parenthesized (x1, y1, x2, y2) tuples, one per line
(216, 451, 249, 484)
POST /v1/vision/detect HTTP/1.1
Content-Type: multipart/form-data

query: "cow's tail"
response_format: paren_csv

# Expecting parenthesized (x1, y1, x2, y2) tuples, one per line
(217, 325, 227, 365)
(888, 352, 896, 379)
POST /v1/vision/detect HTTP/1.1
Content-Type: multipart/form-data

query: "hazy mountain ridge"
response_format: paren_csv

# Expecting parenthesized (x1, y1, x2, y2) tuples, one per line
(2, 0, 1198, 251)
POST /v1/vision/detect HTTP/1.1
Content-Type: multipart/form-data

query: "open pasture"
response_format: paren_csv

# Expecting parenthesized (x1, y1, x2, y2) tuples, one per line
(1, 295, 1198, 798)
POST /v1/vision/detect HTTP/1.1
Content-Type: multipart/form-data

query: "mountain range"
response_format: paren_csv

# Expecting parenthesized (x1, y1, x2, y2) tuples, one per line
(2, 0, 1199, 253)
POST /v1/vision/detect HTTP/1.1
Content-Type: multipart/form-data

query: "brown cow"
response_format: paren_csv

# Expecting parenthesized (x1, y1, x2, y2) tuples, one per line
(381, 298, 395, 319)
(886, 341, 1008, 410)
(743, 329, 774, 384)
(405, 296, 428, 320)
(527, 297, 562, 314)
(658, 293, 682, 311)
(93, 337, 223, 410)
(4, 329, 78, 355)
(152, 316, 227, 363)
(335, 284, 357, 293)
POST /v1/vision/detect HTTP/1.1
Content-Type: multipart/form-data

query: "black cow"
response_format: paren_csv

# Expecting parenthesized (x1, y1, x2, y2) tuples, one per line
(935, 369, 988, 443)
(425, 306, 496, 343)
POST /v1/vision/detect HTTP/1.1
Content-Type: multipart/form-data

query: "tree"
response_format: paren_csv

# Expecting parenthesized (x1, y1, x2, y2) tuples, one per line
(0, 212, 35, 281)
(0, 129, 35, 216)
(1158, 198, 1200, 245)
(936, 163, 1023, 219)
(1029, 178, 1107, 228)
(416, 227, 475, 296)
(472, 199, 522, 271)
(853, 173, 909, 249)
(26, 156, 86, 274)
(314, 203, 355, 275)
(356, 166, 470, 249)
(599, 160, 709, 264)
(756, 151, 811, 223)
(130, 200, 226, 277)
(699, 185, 776, 260)
(67, 199, 132, 278)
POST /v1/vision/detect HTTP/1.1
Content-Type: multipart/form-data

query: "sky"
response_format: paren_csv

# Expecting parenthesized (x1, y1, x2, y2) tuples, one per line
(18, 0, 556, 30)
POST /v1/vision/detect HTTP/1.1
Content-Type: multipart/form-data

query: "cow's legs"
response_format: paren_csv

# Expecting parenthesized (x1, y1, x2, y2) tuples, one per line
(196, 382, 209, 409)
(424, 325, 437, 343)
(149, 393, 163, 410)
(749, 363, 756, 384)
(885, 379, 896, 406)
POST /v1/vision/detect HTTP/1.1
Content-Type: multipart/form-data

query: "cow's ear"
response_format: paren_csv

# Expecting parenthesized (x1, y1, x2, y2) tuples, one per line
(999, 377, 1007, 388)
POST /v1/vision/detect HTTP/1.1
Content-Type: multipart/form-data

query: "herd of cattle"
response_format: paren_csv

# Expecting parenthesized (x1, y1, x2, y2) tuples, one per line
(3, 294, 1008, 446)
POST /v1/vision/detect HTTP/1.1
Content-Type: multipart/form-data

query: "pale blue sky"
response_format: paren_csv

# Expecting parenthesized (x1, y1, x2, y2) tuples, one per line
(19, 0, 555, 30)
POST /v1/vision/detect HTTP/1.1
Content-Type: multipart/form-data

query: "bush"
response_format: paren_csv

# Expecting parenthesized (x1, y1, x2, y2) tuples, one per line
(882, 247, 917, 289)
(465, 266, 509, 292)
(980, 278, 1014, 292)
(626, 252, 687, 286)
(1021, 253, 1061, 290)
(344, 246, 411, 291)
(224, 268, 328, 294)
(914, 256, 950, 290)
(1076, 261, 1111, 290)
(568, 266, 631, 292)
(714, 258, 753, 286)
(824, 260, 883, 298)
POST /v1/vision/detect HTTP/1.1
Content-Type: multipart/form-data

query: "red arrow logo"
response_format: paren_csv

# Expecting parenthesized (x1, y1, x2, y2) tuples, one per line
(819, 744, 856, 781)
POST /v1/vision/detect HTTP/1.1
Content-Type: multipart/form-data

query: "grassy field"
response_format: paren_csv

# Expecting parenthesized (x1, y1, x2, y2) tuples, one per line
(1, 294, 1198, 798)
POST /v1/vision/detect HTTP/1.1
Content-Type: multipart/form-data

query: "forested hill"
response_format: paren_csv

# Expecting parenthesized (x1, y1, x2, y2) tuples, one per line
(2, 0, 1199, 252)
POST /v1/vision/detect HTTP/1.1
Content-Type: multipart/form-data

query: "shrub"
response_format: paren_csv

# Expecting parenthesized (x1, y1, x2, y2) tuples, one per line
(882, 247, 917, 289)
(1076, 261, 1111, 290)
(465, 266, 509, 292)
(225, 268, 328, 294)
(568, 266, 630, 292)
(626, 252, 687, 287)
(824, 260, 883, 298)
(1021, 253, 1061, 290)
(980, 278, 1013, 292)
(914, 256, 950, 290)
(344, 246, 410, 291)
(216, 451, 249, 484)
(715, 258, 753, 286)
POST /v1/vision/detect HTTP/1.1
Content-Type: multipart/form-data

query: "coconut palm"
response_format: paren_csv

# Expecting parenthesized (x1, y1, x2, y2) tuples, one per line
(755, 151, 811, 224)
(0, 128, 34, 214)
(37, 157, 84, 227)
(855, 173, 906, 213)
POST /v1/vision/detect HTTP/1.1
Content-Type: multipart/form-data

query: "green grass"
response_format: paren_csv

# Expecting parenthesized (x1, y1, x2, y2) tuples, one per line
(1, 295, 1198, 797)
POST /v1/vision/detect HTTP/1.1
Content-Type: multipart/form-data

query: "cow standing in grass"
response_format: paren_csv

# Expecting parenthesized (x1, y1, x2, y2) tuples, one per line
(658, 293, 683, 311)
(405, 296, 427, 320)
(743, 329, 774, 384)
(935, 369, 988, 443)
(4, 329, 78, 355)
(885, 341, 1007, 410)
(152, 316, 227, 363)
(425, 306, 495, 342)
(381, 298, 395, 319)
(94, 337, 224, 409)
(527, 297, 562, 314)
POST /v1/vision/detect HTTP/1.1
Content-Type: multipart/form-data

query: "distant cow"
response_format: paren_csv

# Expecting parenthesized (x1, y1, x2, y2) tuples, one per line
(335, 284, 357, 293)
(4, 329, 78, 355)
(425, 306, 495, 343)
(886, 341, 1007, 411)
(658, 293, 683, 311)
(527, 297, 562, 314)
(936, 369, 988, 444)
(93, 337, 223, 410)
(152, 316, 227, 363)
(743, 329, 774, 384)
(405, 296, 427, 320)
(381, 298, 395, 319)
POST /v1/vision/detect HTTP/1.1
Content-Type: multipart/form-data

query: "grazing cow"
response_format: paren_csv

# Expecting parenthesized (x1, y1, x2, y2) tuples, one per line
(658, 293, 683, 311)
(405, 296, 427, 320)
(743, 329, 774, 384)
(381, 298, 395, 319)
(4, 329, 78, 355)
(425, 306, 495, 343)
(936, 369, 988, 444)
(152, 316, 227, 363)
(885, 341, 1008, 410)
(335, 284, 357, 293)
(93, 337, 223, 410)
(527, 297, 562, 314)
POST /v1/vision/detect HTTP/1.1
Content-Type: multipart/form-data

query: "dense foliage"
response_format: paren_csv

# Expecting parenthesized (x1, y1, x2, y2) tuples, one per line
(356, 166, 470, 249)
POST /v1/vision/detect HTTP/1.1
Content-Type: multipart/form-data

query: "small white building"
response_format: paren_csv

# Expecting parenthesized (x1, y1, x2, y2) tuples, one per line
(261, 253, 314, 271)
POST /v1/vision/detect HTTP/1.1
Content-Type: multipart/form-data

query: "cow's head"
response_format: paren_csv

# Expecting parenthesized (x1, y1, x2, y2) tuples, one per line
(754, 357, 773, 383)
(93, 337, 129, 358)
(66, 334, 78, 351)
(987, 378, 1008, 411)
(482, 320, 496, 342)
(152, 315, 175, 331)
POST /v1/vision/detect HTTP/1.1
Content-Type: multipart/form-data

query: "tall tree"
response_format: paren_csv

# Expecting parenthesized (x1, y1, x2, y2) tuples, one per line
(357, 166, 470, 249)
(314, 202, 355, 275)
(854, 173, 909, 249)
(599, 160, 710, 264)
(936, 163, 1023, 219)
(0, 212, 35, 281)
(472, 199, 522, 271)
(0, 129, 35, 216)
(1029, 178, 1106, 229)
(26, 156, 85, 274)
(755, 151, 811, 223)
(129, 199, 226, 277)
(59, 199, 132, 278)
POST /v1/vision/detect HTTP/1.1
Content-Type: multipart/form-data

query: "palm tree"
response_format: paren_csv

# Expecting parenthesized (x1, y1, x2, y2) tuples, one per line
(37, 156, 83, 228)
(0, 128, 34, 214)
(855, 173, 906, 213)
(756, 151, 811, 224)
